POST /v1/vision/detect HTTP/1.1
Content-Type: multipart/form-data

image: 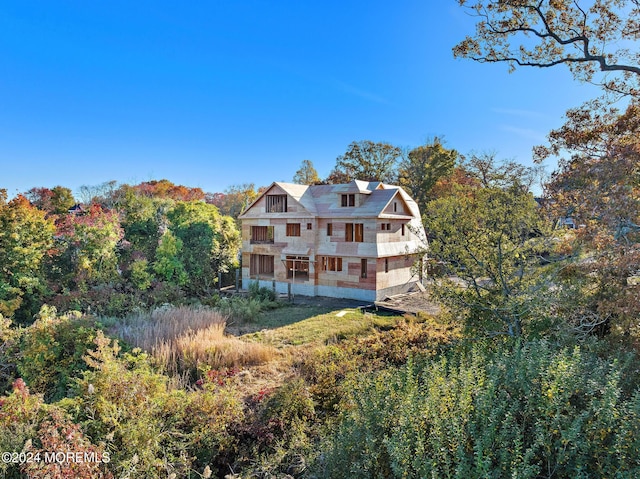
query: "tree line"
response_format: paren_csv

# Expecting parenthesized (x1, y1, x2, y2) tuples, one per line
(0, 180, 241, 323)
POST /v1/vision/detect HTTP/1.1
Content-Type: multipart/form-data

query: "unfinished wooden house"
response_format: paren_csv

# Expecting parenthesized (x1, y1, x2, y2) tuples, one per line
(238, 180, 427, 301)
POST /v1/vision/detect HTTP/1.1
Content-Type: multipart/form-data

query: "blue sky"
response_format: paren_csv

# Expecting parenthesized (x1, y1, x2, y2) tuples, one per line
(0, 1, 603, 198)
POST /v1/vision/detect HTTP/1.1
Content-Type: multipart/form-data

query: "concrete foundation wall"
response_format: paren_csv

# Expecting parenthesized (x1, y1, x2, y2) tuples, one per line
(316, 285, 376, 302)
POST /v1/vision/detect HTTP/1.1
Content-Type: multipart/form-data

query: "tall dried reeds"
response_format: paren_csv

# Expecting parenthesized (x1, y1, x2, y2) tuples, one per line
(113, 306, 278, 379)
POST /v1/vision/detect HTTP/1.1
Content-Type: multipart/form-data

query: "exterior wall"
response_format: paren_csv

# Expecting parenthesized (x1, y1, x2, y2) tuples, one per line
(316, 257, 376, 291)
(317, 284, 376, 302)
(375, 219, 411, 244)
(374, 255, 419, 300)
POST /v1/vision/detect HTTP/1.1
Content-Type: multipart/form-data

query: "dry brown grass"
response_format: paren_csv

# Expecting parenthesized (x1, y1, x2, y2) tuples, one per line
(114, 306, 279, 378)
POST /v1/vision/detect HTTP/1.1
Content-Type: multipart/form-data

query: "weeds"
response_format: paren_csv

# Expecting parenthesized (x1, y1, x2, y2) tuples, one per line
(112, 305, 278, 380)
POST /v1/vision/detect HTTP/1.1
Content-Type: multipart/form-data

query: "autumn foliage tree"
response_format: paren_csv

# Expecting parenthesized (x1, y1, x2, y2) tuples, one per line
(25, 186, 76, 217)
(0, 194, 54, 320)
(536, 99, 640, 338)
(454, 0, 640, 96)
(54, 204, 124, 287)
(455, 0, 640, 342)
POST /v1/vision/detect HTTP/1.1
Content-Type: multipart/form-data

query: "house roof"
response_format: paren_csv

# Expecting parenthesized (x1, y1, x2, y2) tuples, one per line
(240, 180, 419, 220)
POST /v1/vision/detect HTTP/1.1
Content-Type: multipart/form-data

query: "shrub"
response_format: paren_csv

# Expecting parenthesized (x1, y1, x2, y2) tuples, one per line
(238, 378, 316, 477)
(0, 314, 20, 393)
(160, 370, 245, 475)
(248, 281, 277, 302)
(299, 345, 359, 413)
(0, 379, 45, 479)
(17, 306, 99, 402)
(22, 408, 113, 479)
(298, 314, 460, 414)
(66, 331, 191, 478)
(317, 340, 640, 478)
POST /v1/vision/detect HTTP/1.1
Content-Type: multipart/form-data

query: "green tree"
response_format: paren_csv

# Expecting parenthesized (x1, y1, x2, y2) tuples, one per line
(454, 0, 640, 96)
(328, 140, 402, 183)
(115, 185, 172, 264)
(293, 159, 321, 185)
(0, 194, 54, 320)
(166, 201, 240, 294)
(397, 137, 458, 213)
(424, 170, 549, 337)
(153, 230, 188, 286)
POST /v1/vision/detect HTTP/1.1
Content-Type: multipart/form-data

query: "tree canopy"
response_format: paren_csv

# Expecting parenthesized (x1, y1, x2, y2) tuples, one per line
(397, 137, 459, 213)
(454, 0, 640, 96)
(0, 195, 54, 320)
(424, 165, 548, 337)
(293, 160, 321, 185)
(327, 140, 402, 184)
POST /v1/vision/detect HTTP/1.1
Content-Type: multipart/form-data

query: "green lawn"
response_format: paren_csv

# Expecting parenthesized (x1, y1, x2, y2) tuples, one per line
(244, 306, 398, 347)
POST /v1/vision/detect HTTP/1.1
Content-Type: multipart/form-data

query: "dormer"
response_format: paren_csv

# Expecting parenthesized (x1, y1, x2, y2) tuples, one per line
(337, 180, 376, 208)
(382, 191, 413, 217)
(340, 193, 356, 207)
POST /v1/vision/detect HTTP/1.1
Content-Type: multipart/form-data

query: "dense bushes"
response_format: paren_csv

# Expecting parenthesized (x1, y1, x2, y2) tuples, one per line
(317, 339, 640, 478)
(16, 306, 99, 402)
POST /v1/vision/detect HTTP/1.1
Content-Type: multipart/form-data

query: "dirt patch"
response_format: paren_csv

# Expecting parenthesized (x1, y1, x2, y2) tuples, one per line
(289, 291, 442, 316)
(284, 294, 372, 310)
(374, 291, 441, 315)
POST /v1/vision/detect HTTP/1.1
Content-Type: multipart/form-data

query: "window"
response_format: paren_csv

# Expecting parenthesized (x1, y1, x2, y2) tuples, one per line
(355, 223, 364, 242)
(393, 202, 397, 212)
(326, 223, 333, 236)
(401, 224, 406, 236)
(381, 223, 391, 231)
(321, 256, 342, 272)
(286, 256, 309, 279)
(286, 223, 301, 236)
(360, 259, 367, 278)
(385, 258, 389, 273)
(251, 226, 274, 244)
(345, 223, 364, 242)
(266, 195, 287, 212)
(307, 223, 312, 230)
(341, 194, 355, 207)
(250, 254, 274, 276)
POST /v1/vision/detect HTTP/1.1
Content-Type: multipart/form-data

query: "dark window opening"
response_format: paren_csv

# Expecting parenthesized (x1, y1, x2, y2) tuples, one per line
(266, 194, 287, 213)
(320, 256, 343, 272)
(361, 259, 367, 279)
(327, 223, 333, 236)
(307, 223, 312, 230)
(251, 226, 274, 244)
(250, 254, 274, 276)
(401, 224, 405, 236)
(286, 223, 301, 236)
(345, 223, 364, 242)
(341, 194, 355, 207)
(384, 258, 389, 273)
(286, 255, 309, 279)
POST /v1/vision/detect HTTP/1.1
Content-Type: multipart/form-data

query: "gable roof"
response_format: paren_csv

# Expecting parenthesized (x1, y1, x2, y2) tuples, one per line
(240, 180, 419, 220)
